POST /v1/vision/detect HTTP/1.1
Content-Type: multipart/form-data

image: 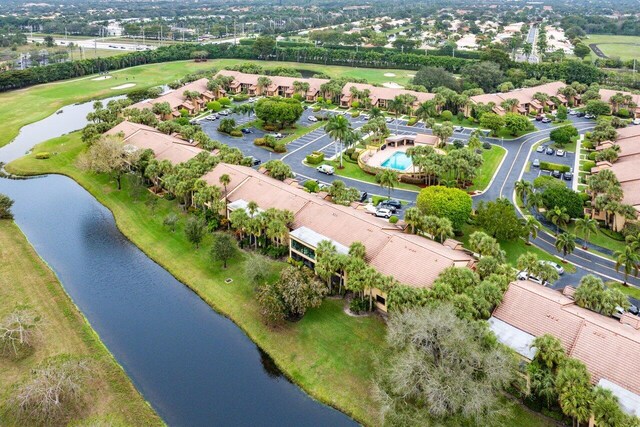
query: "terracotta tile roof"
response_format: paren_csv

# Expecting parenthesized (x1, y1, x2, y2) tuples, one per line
(470, 81, 566, 111)
(216, 70, 329, 97)
(493, 280, 640, 396)
(342, 82, 435, 104)
(129, 78, 209, 111)
(598, 89, 640, 105)
(106, 121, 203, 165)
(615, 126, 640, 141)
(203, 163, 473, 288)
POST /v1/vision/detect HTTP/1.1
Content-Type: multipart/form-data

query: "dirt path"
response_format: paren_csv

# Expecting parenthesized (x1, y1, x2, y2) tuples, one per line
(589, 43, 607, 58)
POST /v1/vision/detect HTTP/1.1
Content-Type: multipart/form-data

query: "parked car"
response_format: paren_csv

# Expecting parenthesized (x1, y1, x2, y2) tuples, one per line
(316, 164, 335, 175)
(361, 114, 369, 121)
(535, 115, 543, 121)
(385, 117, 393, 123)
(536, 145, 545, 153)
(629, 305, 639, 316)
(633, 118, 640, 125)
(241, 128, 252, 134)
(577, 112, 586, 117)
(516, 271, 550, 286)
(546, 147, 555, 155)
(267, 133, 283, 139)
(541, 117, 552, 123)
(454, 126, 464, 132)
(375, 208, 393, 219)
(532, 158, 540, 167)
(379, 199, 402, 210)
(585, 114, 595, 119)
(563, 169, 573, 181)
(248, 157, 261, 166)
(569, 109, 578, 116)
(206, 115, 217, 121)
(556, 149, 565, 157)
(359, 191, 368, 203)
(308, 115, 318, 122)
(540, 260, 565, 275)
(551, 170, 562, 178)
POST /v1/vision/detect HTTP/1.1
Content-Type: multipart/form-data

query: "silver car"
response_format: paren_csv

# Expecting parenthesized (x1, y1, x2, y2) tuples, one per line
(540, 260, 565, 275)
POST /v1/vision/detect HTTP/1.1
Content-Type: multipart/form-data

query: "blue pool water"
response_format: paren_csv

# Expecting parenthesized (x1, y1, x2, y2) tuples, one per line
(381, 151, 413, 171)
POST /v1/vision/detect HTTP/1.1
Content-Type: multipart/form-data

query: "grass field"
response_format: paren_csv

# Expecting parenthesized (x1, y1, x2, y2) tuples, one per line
(0, 220, 161, 426)
(468, 145, 507, 192)
(586, 34, 640, 61)
(6, 132, 552, 427)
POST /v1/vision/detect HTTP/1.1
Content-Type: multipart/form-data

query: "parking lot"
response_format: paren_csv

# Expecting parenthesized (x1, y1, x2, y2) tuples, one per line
(522, 143, 576, 189)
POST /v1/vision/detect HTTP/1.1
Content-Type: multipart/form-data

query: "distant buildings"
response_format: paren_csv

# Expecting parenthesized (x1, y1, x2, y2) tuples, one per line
(466, 81, 570, 116)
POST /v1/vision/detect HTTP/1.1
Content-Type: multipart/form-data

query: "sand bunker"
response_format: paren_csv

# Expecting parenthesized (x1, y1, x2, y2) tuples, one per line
(111, 83, 136, 90)
(383, 73, 396, 77)
(92, 75, 112, 81)
(382, 82, 404, 89)
(408, 74, 416, 77)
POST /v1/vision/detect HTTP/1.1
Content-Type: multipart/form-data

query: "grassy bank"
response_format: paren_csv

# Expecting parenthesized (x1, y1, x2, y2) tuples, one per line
(469, 145, 507, 192)
(7, 132, 552, 426)
(0, 220, 161, 426)
(6, 132, 386, 426)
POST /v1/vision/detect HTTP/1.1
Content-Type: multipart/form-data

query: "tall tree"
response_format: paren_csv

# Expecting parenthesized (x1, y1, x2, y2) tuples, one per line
(325, 114, 352, 168)
(376, 169, 399, 200)
(574, 216, 598, 249)
(555, 233, 576, 262)
(210, 232, 238, 269)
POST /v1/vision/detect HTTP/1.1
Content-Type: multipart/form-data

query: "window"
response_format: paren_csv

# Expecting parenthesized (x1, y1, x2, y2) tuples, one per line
(291, 239, 316, 260)
(376, 294, 386, 306)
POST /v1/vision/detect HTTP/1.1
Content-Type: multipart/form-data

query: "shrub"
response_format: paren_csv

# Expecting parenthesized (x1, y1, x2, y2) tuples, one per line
(35, 152, 50, 159)
(622, 221, 640, 238)
(440, 110, 453, 121)
(218, 97, 231, 106)
(254, 137, 266, 146)
(457, 112, 465, 122)
(349, 298, 369, 314)
(351, 101, 360, 109)
(207, 101, 222, 112)
(581, 160, 596, 172)
(350, 151, 360, 161)
(229, 129, 243, 137)
(541, 186, 584, 218)
(407, 117, 418, 126)
(313, 106, 321, 112)
(351, 111, 360, 118)
(389, 215, 399, 224)
(263, 124, 277, 132)
(453, 140, 465, 149)
(583, 140, 594, 150)
(539, 161, 570, 173)
(273, 141, 286, 153)
(617, 108, 630, 118)
(304, 180, 320, 193)
(305, 151, 325, 164)
(232, 93, 249, 102)
(482, 141, 492, 150)
(588, 152, 597, 161)
(292, 93, 303, 101)
(416, 186, 472, 231)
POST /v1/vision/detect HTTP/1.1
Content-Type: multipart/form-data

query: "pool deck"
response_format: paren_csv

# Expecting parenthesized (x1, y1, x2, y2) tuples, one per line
(366, 146, 419, 173)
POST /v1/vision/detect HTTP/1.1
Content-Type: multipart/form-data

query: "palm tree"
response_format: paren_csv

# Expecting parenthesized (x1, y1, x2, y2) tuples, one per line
(517, 252, 539, 280)
(403, 207, 424, 234)
(376, 169, 399, 200)
(555, 232, 576, 262)
(515, 179, 533, 206)
(500, 98, 519, 113)
(433, 123, 453, 148)
(614, 245, 640, 285)
(315, 240, 339, 293)
(574, 216, 598, 249)
(256, 76, 272, 95)
(369, 106, 383, 119)
(531, 334, 566, 371)
(388, 95, 407, 134)
(527, 192, 545, 212)
(522, 215, 541, 245)
(625, 232, 640, 252)
(434, 217, 453, 243)
(546, 206, 570, 235)
(467, 130, 482, 152)
(219, 173, 231, 227)
(325, 115, 352, 168)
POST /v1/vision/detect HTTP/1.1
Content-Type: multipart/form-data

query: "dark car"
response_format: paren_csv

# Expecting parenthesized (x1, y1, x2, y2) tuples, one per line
(359, 191, 368, 203)
(564, 168, 573, 181)
(629, 305, 639, 316)
(535, 115, 543, 121)
(379, 199, 402, 210)
(248, 156, 261, 166)
(551, 170, 561, 178)
(577, 112, 586, 118)
(546, 147, 555, 155)
(241, 128, 252, 134)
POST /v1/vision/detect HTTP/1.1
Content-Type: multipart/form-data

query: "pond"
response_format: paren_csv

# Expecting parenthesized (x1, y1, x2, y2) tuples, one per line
(0, 98, 356, 426)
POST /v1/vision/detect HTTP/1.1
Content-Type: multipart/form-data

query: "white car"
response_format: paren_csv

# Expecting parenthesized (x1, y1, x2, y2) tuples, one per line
(556, 149, 565, 157)
(385, 117, 393, 123)
(569, 109, 578, 116)
(308, 115, 318, 122)
(516, 271, 550, 286)
(633, 118, 640, 125)
(540, 260, 565, 275)
(375, 208, 393, 219)
(316, 164, 335, 175)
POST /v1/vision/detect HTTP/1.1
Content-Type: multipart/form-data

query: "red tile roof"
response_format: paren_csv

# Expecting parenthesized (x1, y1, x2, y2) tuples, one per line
(493, 280, 640, 396)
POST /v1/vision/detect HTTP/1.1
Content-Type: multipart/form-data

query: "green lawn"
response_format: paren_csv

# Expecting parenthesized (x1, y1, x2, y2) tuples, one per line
(7, 131, 553, 427)
(606, 281, 640, 300)
(586, 34, 640, 61)
(565, 222, 627, 256)
(0, 220, 161, 426)
(468, 145, 507, 192)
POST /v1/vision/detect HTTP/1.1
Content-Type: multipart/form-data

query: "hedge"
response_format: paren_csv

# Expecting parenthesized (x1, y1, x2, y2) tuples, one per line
(306, 151, 325, 164)
(539, 161, 571, 173)
(407, 117, 418, 126)
(35, 152, 50, 159)
(581, 160, 596, 172)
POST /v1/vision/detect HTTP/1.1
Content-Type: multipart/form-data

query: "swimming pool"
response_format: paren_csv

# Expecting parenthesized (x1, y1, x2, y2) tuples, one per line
(381, 151, 413, 171)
